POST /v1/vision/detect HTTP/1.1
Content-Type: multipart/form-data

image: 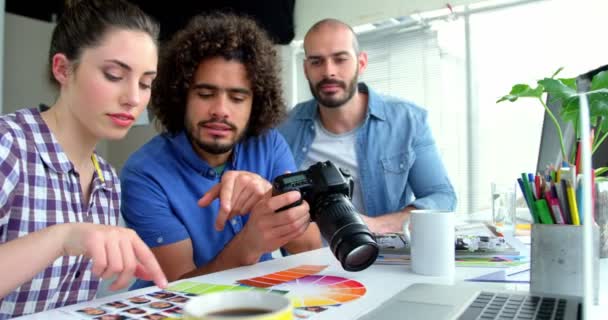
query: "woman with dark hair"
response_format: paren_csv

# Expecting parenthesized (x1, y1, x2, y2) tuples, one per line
(0, 0, 167, 318)
(121, 13, 321, 289)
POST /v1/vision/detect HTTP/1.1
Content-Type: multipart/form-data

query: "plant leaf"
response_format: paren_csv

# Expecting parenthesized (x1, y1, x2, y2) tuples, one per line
(559, 77, 577, 90)
(597, 117, 608, 133)
(591, 70, 608, 91)
(559, 96, 580, 122)
(588, 89, 608, 121)
(597, 122, 608, 144)
(560, 89, 608, 122)
(539, 78, 577, 101)
(595, 166, 608, 177)
(496, 84, 543, 103)
(551, 67, 564, 78)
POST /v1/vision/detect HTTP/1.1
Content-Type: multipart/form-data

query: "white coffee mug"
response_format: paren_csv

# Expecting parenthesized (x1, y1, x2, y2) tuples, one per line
(404, 209, 455, 277)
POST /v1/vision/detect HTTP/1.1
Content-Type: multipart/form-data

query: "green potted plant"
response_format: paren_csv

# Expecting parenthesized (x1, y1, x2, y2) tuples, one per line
(497, 67, 608, 176)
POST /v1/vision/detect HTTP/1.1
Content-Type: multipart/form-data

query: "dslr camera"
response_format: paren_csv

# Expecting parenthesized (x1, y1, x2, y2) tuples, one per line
(273, 161, 379, 271)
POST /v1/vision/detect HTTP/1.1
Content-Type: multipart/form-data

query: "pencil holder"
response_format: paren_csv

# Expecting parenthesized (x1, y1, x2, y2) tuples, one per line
(594, 180, 608, 258)
(530, 224, 599, 301)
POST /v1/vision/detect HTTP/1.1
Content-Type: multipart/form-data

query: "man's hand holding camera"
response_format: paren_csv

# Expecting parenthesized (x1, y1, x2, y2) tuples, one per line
(198, 171, 312, 264)
(238, 190, 311, 263)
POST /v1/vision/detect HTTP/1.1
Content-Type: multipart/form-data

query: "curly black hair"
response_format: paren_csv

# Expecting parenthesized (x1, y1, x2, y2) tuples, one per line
(150, 12, 286, 137)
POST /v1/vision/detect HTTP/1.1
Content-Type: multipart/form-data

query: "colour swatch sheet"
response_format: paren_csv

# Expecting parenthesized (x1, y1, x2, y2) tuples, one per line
(44, 248, 455, 320)
(63, 265, 369, 319)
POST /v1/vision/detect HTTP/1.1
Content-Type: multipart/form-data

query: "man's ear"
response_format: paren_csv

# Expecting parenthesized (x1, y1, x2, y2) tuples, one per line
(357, 51, 368, 74)
(51, 53, 71, 85)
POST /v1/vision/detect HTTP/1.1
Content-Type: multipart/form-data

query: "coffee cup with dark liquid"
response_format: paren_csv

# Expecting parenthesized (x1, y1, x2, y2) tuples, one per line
(183, 291, 293, 320)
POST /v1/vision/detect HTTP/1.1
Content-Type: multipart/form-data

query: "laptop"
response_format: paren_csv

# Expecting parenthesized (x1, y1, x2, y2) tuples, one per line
(360, 94, 595, 320)
(358, 282, 581, 320)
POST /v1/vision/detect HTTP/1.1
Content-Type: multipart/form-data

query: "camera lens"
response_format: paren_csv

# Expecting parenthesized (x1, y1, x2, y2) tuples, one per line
(332, 224, 379, 271)
(314, 194, 379, 271)
(347, 244, 378, 267)
(343, 237, 379, 270)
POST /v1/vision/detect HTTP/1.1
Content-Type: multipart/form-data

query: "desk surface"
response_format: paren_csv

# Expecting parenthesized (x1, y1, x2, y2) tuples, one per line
(16, 248, 608, 320)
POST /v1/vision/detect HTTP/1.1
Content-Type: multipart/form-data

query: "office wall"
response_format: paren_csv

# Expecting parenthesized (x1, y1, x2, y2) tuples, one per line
(106, 124, 157, 173)
(0, 0, 5, 114)
(294, 0, 482, 39)
(3, 13, 55, 115)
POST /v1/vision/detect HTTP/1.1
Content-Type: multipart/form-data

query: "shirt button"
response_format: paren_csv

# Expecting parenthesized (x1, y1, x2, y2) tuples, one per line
(208, 169, 215, 177)
(231, 219, 238, 226)
(302, 147, 307, 152)
(157, 237, 163, 244)
(400, 163, 404, 169)
(310, 125, 314, 130)
(75, 271, 81, 279)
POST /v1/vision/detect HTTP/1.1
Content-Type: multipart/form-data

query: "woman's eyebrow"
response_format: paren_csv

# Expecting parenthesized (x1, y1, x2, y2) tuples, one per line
(104, 59, 156, 75)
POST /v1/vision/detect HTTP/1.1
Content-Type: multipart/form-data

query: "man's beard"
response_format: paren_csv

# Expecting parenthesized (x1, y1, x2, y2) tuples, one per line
(308, 70, 359, 108)
(187, 119, 245, 155)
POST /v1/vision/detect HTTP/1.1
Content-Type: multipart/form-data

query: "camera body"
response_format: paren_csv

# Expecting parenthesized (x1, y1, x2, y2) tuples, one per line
(273, 160, 354, 215)
(273, 161, 379, 271)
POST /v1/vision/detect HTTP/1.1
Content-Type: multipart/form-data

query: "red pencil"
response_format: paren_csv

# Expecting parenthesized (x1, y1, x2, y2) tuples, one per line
(534, 175, 542, 200)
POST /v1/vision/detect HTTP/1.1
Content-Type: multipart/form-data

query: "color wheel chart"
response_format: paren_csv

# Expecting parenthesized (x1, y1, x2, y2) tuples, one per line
(237, 265, 367, 308)
(167, 265, 367, 309)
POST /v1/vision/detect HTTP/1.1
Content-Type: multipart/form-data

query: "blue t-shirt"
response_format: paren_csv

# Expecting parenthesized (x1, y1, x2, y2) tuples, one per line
(121, 129, 295, 289)
(278, 83, 456, 217)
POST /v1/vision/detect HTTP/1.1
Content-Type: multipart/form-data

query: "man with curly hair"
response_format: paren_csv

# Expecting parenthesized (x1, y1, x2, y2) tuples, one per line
(279, 19, 456, 234)
(121, 13, 321, 288)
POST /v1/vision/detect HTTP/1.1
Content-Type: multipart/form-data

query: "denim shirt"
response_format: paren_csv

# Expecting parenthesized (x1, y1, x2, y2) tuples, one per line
(278, 83, 456, 216)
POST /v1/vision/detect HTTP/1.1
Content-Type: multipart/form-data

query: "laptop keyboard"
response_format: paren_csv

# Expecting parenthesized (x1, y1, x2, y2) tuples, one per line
(458, 291, 569, 320)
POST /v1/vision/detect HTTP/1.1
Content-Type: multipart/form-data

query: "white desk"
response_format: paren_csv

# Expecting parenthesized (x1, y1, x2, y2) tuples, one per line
(16, 248, 608, 319)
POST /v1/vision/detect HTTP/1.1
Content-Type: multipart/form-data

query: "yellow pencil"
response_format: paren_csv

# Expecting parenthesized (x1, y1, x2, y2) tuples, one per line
(565, 180, 580, 225)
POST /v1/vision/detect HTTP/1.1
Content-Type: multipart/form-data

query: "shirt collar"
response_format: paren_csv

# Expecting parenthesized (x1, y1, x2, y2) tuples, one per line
(360, 82, 387, 121)
(30, 108, 73, 174)
(30, 108, 112, 190)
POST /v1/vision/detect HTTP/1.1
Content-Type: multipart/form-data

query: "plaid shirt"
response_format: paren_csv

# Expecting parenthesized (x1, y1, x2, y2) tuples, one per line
(0, 108, 121, 319)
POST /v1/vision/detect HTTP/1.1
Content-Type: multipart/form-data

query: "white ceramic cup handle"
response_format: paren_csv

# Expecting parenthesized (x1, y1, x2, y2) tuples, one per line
(402, 216, 411, 244)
